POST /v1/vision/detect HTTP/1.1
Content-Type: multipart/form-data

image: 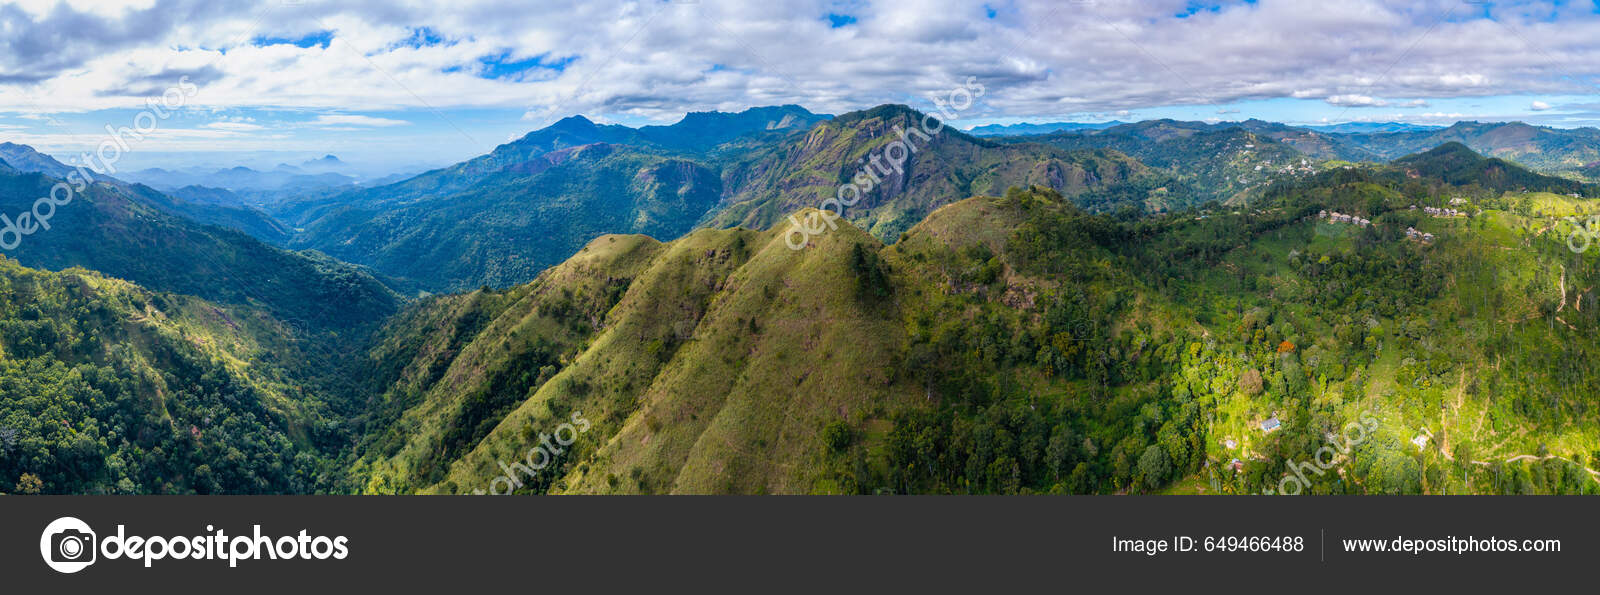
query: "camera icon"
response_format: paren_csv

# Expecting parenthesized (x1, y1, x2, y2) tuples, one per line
(53, 528, 95, 562)
(39, 517, 97, 573)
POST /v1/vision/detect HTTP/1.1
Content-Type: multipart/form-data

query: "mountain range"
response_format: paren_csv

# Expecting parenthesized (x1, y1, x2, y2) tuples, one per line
(4, 106, 1600, 495)
(967, 121, 1127, 136)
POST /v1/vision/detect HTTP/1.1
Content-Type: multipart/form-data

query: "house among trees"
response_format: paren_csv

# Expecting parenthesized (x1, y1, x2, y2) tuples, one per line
(1319, 210, 1369, 227)
(1405, 227, 1435, 242)
(1260, 417, 1281, 433)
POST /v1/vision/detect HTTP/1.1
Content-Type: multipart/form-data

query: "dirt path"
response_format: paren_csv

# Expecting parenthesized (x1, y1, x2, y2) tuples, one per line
(1440, 449, 1600, 479)
(1434, 377, 1592, 481)
(1439, 370, 1466, 457)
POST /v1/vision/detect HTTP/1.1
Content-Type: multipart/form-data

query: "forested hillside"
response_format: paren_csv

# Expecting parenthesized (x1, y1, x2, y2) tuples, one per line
(0, 259, 354, 494)
(0, 168, 400, 333)
(347, 144, 1600, 494)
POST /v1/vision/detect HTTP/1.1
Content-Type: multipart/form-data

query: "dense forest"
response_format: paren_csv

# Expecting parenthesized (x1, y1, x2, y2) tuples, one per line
(0, 259, 355, 494)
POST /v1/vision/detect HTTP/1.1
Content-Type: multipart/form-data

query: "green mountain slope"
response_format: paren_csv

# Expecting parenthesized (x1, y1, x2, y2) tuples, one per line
(707, 104, 1170, 240)
(129, 183, 293, 244)
(285, 104, 1176, 292)
(0, 143, 293, 244)
(352, 149, 1600, 495)
(1023, 121, 1324, 206)
(288, 143, 723, 292)
(0, 168, 400, 333)
(1390, 142, 1593, 196)
(281, 107, 828, 293)
(1330, 121, 1600, 181)
(0, 258, 355, 494)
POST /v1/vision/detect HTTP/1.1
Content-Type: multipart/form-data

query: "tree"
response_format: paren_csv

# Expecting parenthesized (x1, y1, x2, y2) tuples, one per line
(1045, 425, 1075, 479)
(822, 422, 853, 453)
(1138, 445, 1171, 491)
(15, 473, 42, 494)
(850, 243, 892, 302)
(1453, 441, 1475, 466)
(1239, 369, 1264, 396)
(1366, 452, 1423, 494)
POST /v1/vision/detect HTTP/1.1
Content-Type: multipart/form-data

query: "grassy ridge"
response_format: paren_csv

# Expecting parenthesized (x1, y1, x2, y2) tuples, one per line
(354, 170, 1600, 494)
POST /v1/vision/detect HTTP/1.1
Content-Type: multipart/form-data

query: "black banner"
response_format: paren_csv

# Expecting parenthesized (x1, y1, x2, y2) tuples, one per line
(1, 496, 1589, 591)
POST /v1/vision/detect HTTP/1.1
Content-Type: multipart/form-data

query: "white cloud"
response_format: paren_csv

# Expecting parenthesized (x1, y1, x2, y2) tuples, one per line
(1531, 101, 1552, 111)
(1326, 94, 1389, 107)
(308, 114, 409, 127)
(203, 121, 264, 131)
(1324, 95, 1428, 108)
(0, 0, 1597, 125)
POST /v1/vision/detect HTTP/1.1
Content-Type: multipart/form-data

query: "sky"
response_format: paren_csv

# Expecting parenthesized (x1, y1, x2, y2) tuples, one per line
(2, 0, 1599, 173)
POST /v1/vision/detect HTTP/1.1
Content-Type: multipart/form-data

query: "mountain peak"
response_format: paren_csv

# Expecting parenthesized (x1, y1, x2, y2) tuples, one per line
(0, 141, 72, 176)
(1392, 141, 1484, 168)
(830, 104, 932, 127)
(1420, 141, 1479, 157)
(304, 154, 345, 165)
(550, 114, 598, 130)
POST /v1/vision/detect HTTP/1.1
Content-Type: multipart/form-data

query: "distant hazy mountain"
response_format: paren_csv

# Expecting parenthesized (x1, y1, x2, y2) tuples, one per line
(157, 185, 294, 243)
(967, 121, 1126, 136)
(282, 106, 831, 291)
(1303, 122, 1444, 134)
(119, 165, 358, 193)
(286, 142, 725, 292)
(1328, 121, 1600, 180)
(0, 143, 299, 243)
(301, 154, 348, 172)
(0, 142, 73, 177)
(0, 165, 400, 331)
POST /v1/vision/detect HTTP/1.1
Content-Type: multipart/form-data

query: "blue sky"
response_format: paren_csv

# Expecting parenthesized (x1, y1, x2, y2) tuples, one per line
(2, 0, 1599, 173)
